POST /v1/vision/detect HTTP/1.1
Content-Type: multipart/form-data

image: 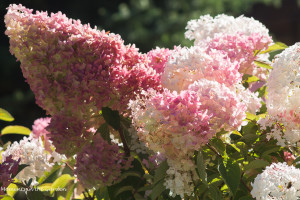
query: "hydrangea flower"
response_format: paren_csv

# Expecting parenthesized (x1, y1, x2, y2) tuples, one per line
(74, 134, 132, 189)
(0, 155, 20, 194)
(5, 4, 166, 158)
(185, 14, 272, 80)
(251, 162, 300, 200)
(5, 4, 162, 115)
(283, 151, 295, 165)
(32, 117, 52, 151)
(236, 84, 262, 114)
(205, 32, 271, 80)
(261, 43, 300, 146)
(127, 126, 152, 155)
(129, 79, 246, 197)
(161, 46, 241, 92)
(109, 46, 162, 112)
(1, 135, 55, 185)
(47, 113, 95, 156)
(185, 14, 270, 45)
(164, 158, 198, 198)
(147, 47, 172, 74)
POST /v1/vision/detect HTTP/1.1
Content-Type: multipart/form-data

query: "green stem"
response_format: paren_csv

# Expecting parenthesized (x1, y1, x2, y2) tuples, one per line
(118, 126, 130, 157)
(206, 144, 222, 158)
(240, 172, 251, 193)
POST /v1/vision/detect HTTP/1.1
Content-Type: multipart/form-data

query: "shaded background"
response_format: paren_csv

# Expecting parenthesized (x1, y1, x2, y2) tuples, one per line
(1, 0, 300, 131)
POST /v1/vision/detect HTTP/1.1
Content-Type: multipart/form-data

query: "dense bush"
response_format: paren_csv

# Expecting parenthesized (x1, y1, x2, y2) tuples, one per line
(1, 3, 300, 200)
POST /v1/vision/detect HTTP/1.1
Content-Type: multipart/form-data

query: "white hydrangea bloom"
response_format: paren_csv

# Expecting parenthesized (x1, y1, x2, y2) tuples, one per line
(128, 126, 151, 154)
(185, 14, 270, 45)
(1, 134, 61, 184)
(161, 46, 210, 92)
(161, 46, 241, 92)
(236, 84, 262, 114)
(164, 158, 199, 198)
(251, 162, 300, 200)
(264, 43, 300, 146)
(51, 150, 66, 163)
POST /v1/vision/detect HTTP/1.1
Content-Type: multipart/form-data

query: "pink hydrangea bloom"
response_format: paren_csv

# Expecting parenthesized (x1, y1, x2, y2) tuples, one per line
(0, 155, 19, 194)
(110, 45, 162, 111)
(129, 79, 246, 160)
(147, 47, 171, 74)
(161, 46, 241, 92)
(5, 4, 119, 115)
(32, 117, 52, 151)
(74, 135, 132, 189)
(206, 32, 272, 79)
(130, 80, 246, 197)
(5, 4, 166, 157)
(5, 4, 162, 115)
(46, 113, 95, 157)
(283, 151, 296, 166)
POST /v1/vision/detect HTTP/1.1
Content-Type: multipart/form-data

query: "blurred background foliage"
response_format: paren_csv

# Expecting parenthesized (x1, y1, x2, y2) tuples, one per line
(0, 0, 300, 131)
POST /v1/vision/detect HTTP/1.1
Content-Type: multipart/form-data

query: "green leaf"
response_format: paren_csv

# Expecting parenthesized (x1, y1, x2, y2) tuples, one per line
(114, 186, 134, 198)
(96, 123, 111, 144)
(150, 179, 165, 200)
(260, 42, 288, 54)
(257, 85, 267, 99)
(134, 193, 147, 200)
(230, 131, 242, 140)
(246, 112, 259, 121)
(153, 160, 168, 184)
(118, 171, 141, 182)
(1, 126, 31, 136)
(25, 178, 33, 187)
(0, 108, 14, 122)
(293, 156, 300, 164)
(208, 184, 223, 200)
(38, 165, 62, 184)
(37, 183, 53, 191)
(197, 151, 207, 185)
(242, 122, 259, 144)
(210, 138, 226, 156)
(239, 196, 255, 200)
(95, 187, 109, 200)
(27, 190, 45, 200)
(6, 183, 18, 197)
(107, 159, 145, 200)
(0, 196, 14, 200)
(244, 159, 269, 171)
(243, 74, 260, 83)
(247, 76, 260, 83)
(50, 174, 75, 195)
(254, 60, 272, 69)
(253, 50, 260, 57)
(102, 107, 120, 130)
(218, 158, 240, 196)
(261, 147, 281, 156)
